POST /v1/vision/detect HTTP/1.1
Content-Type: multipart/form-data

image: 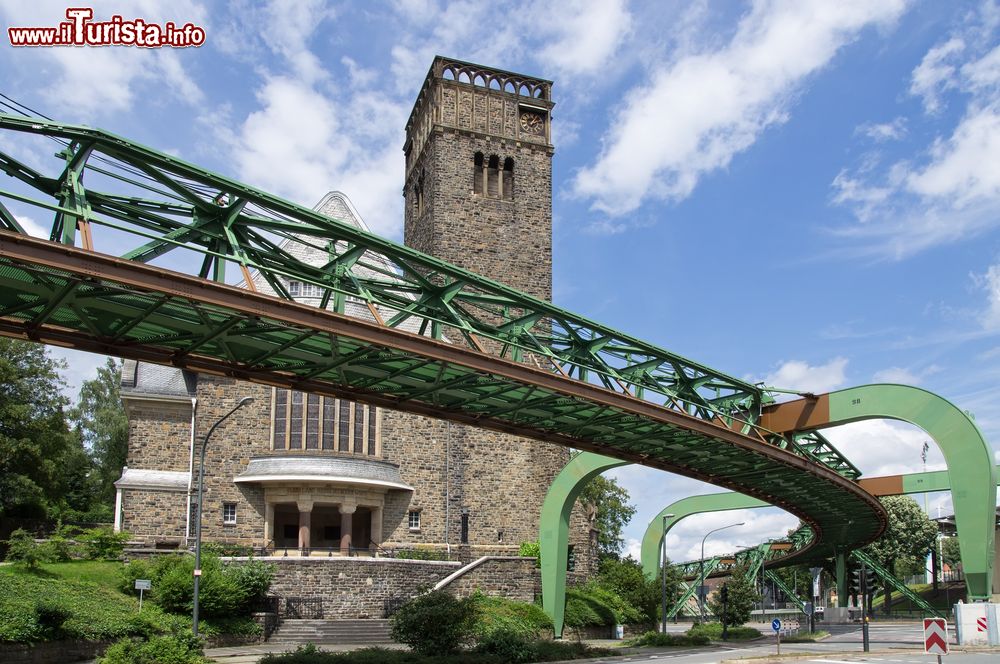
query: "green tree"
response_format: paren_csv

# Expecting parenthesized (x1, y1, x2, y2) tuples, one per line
(580, 474, 636, 559)
(70, 357, 128, 506)
(598, 555, 680, 622)
(941, 536, 961, 568)
(863, 496, 938, 614)
(0, 338, 85, 519)
(708, 565, 759, 626)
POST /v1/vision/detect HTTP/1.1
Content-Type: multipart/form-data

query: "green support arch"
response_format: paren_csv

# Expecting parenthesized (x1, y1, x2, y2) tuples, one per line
(639, 492, 768, 579)
(540, 452, 627, 638)
(763, 384, 997, 600)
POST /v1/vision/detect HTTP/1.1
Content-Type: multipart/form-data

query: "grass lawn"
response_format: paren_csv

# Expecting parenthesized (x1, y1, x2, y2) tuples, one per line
(0, 560, 256, 644)
(0, 559, 126, 586)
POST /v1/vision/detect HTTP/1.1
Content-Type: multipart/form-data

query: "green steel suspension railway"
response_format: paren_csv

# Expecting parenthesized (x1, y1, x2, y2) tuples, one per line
(0, 114, 994, 628)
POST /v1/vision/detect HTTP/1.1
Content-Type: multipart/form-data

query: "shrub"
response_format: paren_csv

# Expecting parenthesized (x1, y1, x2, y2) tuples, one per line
(389, 590, 478, 655)
(518, 541, 540, 564)
(41, 522, 79, 562)
(34, 599, 73, 636)
(98, 632, 209, 664)
(627, 630, 709, 647)
(472, 593, 552, 640)
(79, 527, 131, 560)
(597, 555, 663, 622)
(687, 622, 761, 640)
(120, 553, 274, 617)
(5, 528, 45, 567)
(474, 628, 534, 662)
(202, 542, 253, 557)
(392, 547, 448, 561)
(564, 583, 641, 627)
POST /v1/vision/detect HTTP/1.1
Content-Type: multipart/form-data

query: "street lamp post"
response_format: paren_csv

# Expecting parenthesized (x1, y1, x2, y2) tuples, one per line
(659, 513, 676, 633)
(192, 396, 254, 637)
(699, 522, 744, 622)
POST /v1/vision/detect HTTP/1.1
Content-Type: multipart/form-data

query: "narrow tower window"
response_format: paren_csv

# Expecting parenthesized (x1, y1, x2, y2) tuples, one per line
(502, 158, 514, 200)
(473, 152, 484, 194)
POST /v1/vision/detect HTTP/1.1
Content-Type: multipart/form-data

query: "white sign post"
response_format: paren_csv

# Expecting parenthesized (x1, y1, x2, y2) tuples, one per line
(772, 618, 782, 655)
(923, 617, 949, 663)
(135, 579, 151, 612)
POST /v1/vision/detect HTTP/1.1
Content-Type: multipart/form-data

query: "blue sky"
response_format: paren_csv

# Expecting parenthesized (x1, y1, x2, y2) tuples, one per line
(1, 0, 998, 562)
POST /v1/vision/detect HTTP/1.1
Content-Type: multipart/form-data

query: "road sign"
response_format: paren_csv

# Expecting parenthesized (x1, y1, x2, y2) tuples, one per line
(923, 617, 949, 655)
(772, 618, 782, 632)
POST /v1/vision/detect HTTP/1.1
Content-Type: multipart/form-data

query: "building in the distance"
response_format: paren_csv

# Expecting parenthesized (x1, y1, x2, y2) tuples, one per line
(114, 57, 596, 585)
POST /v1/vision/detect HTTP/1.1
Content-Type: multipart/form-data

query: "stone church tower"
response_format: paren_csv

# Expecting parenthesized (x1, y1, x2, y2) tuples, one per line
(389, 57, 588, 564)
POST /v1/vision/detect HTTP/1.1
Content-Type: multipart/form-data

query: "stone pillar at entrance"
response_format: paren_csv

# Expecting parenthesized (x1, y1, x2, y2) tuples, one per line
(371, 506, 383, 550)
(264, 503, 274, 545)
(297, 500, 313, 552)
(339, 503, 356, 555)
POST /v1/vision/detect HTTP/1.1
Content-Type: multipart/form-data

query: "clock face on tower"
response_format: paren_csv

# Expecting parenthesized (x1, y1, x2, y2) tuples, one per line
(519, 111, 544, 136)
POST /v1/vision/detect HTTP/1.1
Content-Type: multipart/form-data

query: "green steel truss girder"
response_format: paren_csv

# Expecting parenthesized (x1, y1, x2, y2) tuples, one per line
(673, 581, 701, 617)
(764, 569, 807, 613)
(667, 557, 721, 619)
(851, 549, 943, 618)
(0, 114, 765, 424)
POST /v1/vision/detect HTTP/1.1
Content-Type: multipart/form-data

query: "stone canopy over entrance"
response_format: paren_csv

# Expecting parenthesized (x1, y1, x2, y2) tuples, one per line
(235, 456, 412, 555)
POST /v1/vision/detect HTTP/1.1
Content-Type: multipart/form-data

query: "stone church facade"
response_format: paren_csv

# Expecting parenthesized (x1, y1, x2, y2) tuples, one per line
(114, 57, 596, 579)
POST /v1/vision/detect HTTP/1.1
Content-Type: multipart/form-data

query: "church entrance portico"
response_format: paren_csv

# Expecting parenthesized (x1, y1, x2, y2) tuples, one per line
(261, 490, 386, 555)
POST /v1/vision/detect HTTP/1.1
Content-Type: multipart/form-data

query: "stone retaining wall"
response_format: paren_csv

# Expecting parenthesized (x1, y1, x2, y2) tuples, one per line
(249, 557, 461, 619)
(437, 556, 540, 603)
(0, 639, 113, 664)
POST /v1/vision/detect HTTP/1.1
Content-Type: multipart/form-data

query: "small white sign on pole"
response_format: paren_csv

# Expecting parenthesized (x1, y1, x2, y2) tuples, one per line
(135, 579, 151, 612)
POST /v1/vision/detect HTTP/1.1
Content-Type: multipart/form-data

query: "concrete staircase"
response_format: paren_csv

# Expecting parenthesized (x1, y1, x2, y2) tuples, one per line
(268, 619, 394, 645)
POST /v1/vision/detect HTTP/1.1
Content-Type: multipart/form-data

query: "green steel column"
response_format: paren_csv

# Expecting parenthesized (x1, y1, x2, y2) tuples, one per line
(836, 551, 848, 608)
(639, 493, 768, 579)
(540, 452, 627, 638)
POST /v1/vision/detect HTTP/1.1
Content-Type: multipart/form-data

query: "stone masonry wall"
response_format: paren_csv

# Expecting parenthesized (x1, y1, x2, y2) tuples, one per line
(121, 489, 187, 539)
(441, 556, 540, 603)
(257, 557, 461, 619)
(123, 400, 191, 471)
(192, 377, 273, 544)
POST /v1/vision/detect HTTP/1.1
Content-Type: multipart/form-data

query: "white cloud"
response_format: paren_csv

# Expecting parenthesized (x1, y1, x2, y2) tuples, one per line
(761, 357, 849, 393)
(832, 9, 1000, 258)
(218, 75, 405, 238)
(856, 117, 908, 142)
(535, 0, 632, 78)
(872, 366, 922, 384)
(823, 419, 945, 477)
(910, 37, 965, 114)
(14, 214, 48, 238)
(0, 2, 207, 117)
(975, 263, 1000, 329)
(666, 508, 798, 562)
(573, 0, 907, 216)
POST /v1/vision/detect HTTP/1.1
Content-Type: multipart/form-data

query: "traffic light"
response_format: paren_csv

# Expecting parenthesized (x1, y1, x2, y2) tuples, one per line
(850, 567, 868, 595)
(720, 584, 729, 603)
